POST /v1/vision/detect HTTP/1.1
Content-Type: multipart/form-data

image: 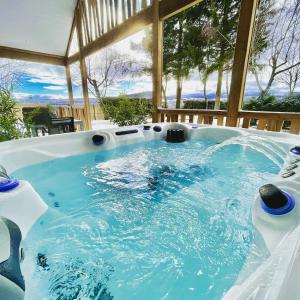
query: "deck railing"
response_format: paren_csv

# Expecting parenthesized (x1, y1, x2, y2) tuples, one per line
(158, 108, 227, 126)
(238, 111, 300, 134)
(158, 108, 300, 135)
(17, 104, 300, 135)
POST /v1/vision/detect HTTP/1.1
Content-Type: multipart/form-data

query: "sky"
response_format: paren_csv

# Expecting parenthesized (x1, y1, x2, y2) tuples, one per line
(2, 26, 299, 105)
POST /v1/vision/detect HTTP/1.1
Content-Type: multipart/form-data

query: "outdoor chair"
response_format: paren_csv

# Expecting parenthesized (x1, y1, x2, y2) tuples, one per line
(22, 107, 75, 136)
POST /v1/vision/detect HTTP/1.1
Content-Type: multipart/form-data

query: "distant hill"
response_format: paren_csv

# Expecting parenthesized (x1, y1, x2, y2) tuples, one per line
(16, 90, 290, 106)
(128, 90, 262, 101)
(127, 91, 153, 98)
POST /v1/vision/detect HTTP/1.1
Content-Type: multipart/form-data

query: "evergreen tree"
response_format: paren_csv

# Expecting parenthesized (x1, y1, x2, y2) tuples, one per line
(205, 0, 240, 109)
(164, 12, 194, 108)
(179, 0, 240, 109)
(185, 2, 215, 107)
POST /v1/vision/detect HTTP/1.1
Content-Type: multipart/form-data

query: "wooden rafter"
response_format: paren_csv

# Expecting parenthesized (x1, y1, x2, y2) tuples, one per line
(68, 6, 152, 64)
(0, 46, 66, 66)
(66, 0, 81, 57)
(1, 0, 203, 66)
(114, 0, 119, 24)
(159, 0, 201, 20)
(122, 0, 126, 21)
(67, 0, 201, 64)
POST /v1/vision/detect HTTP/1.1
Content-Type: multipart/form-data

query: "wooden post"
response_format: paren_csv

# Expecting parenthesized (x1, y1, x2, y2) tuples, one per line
(122, 0, 126, 21)
(76, 6, 92, 130)
(65, 64, 74, 107)
(100, 0, 105, 34)
(114, 0, 119, 24)
(152, 0, 163, 123)
(109, 0, 115, 28)
(133, 0, 137, 15)
(242, 117, 250, 128)
(197, 115, 203, 124)
(127, 0, 132, 18)
(290, 120, 300, 135)
(141, 0, 147, 9)
(226, 0, 258, 127)
(105, 0, 111, 31)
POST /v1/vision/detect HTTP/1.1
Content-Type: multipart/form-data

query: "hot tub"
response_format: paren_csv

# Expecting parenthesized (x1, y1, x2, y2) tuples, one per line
(0, 124, 299, 300)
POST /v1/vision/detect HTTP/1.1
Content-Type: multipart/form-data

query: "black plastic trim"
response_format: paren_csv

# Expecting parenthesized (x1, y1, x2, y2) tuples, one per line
(286, 164, 298, 171)
(0, 218, 25, 291)
(259, 184, 288, 209)
(92, 135, 105, 146)
(153, 126, 162, 132)
(282, 171, 296, 178)
(115, 129, 139, 136)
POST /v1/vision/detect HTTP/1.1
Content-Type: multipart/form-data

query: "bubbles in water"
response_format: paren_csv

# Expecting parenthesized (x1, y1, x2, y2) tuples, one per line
(43, 257, 114, 300)
(15, 139, 281, 300)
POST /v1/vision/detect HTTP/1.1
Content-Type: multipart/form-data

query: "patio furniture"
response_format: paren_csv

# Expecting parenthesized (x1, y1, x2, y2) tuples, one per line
(22, 107, 76, 136)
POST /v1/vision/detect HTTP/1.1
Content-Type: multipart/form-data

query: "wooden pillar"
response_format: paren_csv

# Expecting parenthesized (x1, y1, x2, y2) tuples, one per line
(226, 0, 258, 127)
(76, 5, 92, 130)
(152, 0, 163, 123)
(65, 64, 74, 107)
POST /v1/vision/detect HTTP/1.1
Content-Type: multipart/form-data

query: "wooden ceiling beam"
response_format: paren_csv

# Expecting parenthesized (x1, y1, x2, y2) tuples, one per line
(68, 0, 202, 64)
(0, 0, 202, 66)
(0, 46, 66, 66)
(159, 0, 202, 20)
(65, 0, 80, 58)
(68, 6, 153, 64)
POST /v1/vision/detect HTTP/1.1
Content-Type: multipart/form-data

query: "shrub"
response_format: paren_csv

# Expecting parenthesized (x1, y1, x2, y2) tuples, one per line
(0, 90, 23, 142)
(183, 100, 227, 110)
(104, 96, 152, 126)
(243, 93, 277, 111)
(243, 93, 300, 112)
(0, 90, 33, 142)
(279, 94, 300, 112)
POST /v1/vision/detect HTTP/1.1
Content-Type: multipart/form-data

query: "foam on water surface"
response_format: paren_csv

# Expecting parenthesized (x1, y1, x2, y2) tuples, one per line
(13, 138, 281, 300)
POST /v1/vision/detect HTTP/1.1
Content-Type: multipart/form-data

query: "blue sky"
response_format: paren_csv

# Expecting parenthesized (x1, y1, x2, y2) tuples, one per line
(3, 28, 299, 104)
(17, 75, 64, 95)
(12, 62, 297, 104)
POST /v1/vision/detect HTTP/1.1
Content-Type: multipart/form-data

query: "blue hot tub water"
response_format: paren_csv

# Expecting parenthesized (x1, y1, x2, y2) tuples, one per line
(13, 138, 281, 300)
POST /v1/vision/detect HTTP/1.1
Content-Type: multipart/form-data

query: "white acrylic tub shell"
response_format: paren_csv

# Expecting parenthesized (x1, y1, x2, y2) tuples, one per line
(0, 181, 47, 238)
(0, 123, 300, 300)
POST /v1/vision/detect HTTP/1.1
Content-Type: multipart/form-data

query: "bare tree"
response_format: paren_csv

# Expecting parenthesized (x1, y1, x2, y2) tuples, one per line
(278, 46, 300, 94)
(253, 0, 300, 94)
(86, 49, 141, 104)
(0, 59, 24, 91)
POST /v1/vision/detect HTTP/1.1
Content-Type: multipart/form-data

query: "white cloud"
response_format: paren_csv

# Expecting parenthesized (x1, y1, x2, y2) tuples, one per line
(14, 92, 69, 100)
(44, 85, 66, 91)
(21, 62, 66, 86)
(6, 22, 299, 103)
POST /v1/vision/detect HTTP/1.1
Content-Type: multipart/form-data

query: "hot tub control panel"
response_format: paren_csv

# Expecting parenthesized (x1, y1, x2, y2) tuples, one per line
(280, 148, 300, 179)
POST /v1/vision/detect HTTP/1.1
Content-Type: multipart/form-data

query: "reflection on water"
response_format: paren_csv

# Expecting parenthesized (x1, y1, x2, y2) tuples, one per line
(14, 138, 281, 300)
